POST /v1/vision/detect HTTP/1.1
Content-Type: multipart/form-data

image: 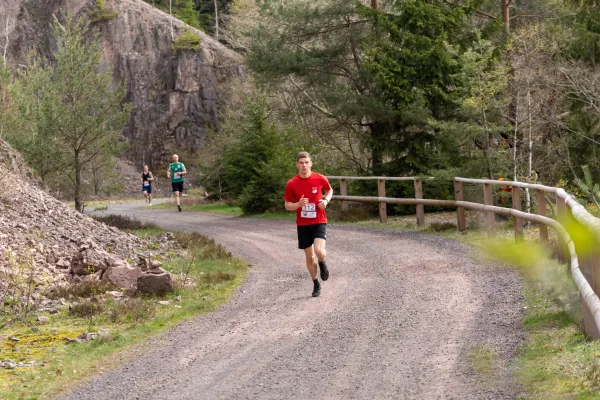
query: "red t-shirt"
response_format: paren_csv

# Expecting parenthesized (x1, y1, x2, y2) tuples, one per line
(284, 172, 332, 226)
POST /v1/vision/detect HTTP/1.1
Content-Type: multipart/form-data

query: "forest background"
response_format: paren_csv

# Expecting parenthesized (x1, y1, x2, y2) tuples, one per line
(3, 0, 600, 215)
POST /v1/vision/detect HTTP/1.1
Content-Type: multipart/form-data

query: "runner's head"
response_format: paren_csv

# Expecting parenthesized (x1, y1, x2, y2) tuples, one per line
(296, 151, 312, 176)
(172, 154, 179, 163)
(143, 164, 149, 173)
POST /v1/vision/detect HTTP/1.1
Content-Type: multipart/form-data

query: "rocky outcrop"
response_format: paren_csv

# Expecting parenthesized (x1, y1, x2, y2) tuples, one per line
(1, 0, 242, 168)
(0, 138, 177, 313)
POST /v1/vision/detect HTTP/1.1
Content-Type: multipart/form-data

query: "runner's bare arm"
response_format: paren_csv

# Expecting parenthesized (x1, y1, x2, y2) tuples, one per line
(148, 172, 153, 181)
(285, 195, 308, 211)
(318, 188, 334, 209)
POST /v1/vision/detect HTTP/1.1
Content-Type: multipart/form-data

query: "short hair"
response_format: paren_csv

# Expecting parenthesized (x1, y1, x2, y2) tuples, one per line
(296, 151, 311, 162)
(173, 154, 179, 158)
(143, 164, 148, 168)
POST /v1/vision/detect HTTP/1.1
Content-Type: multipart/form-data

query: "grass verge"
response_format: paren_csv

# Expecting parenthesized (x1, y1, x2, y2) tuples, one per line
(153, 201, 294, 220)
(0, 230, 247, 400)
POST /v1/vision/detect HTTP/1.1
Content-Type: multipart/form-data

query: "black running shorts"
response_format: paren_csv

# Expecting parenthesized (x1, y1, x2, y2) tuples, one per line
(297, 223, 327, 249)
(171, 181, 184, 193)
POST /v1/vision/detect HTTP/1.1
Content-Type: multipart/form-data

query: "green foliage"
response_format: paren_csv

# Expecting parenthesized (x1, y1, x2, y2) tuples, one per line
(89, 0, 118, 23)
(172, 29, 202, 53)
(222, 100, 301, 214)
(141, 0, 233, 33)
(201, 99, 306, 214)
(574, 165, 600, 207)
(8, 12, 131, 211)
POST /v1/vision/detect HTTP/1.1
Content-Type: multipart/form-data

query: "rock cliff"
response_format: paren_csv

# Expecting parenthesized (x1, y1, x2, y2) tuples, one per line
(0, 0, 242, 168)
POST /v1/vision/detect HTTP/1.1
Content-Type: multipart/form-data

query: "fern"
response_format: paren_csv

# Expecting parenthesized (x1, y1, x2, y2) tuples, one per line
(574, 165, 600, 208)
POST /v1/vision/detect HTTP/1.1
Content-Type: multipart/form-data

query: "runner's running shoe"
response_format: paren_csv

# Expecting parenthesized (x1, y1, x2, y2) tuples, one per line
(178, 205, 182, 212)
(312, 280, 321, 297)
(318, 261, 329, 281)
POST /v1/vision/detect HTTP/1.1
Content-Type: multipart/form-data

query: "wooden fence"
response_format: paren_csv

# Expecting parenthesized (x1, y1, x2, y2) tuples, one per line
(328, 175, 600, 339)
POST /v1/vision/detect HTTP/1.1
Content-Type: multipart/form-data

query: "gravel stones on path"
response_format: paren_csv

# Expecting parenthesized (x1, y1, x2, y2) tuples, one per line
(61, 205, 525, 400)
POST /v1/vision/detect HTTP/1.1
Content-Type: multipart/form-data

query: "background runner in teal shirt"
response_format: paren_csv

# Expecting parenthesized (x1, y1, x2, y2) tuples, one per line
(167, 154, 187, 212)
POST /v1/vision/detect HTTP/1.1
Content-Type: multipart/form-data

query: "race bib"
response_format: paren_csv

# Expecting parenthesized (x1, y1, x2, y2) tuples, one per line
(301, 203, 317, 218)
(143, 181, 149, 187)
(174, 172, 181, 179)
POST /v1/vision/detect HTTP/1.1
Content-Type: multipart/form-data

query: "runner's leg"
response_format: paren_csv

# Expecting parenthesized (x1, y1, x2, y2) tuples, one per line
(303, 246, 318, 280)
(314, 238, 326, 262)
(314, 237, 329, 281)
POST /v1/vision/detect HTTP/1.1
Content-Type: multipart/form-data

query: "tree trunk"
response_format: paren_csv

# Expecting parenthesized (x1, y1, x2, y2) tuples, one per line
(501, 0, 510, 35)
(169, 0, 174, 41)
(75, 151, 83, 212)
(371, 0, 379, 9)
(525, 87, 533, 218)
(370, 122, 383, 174)
(214, 0, 219, 41)
(513, 91, 519, 181)
(487, 133, 494, 179)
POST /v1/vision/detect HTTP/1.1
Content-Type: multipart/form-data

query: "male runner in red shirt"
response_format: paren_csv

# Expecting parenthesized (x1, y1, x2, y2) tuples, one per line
(284, 151, 334, 297)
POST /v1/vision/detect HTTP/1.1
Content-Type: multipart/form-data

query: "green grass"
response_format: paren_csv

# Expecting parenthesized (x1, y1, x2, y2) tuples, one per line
(0, 229, 247, 399)
(154, 201, 294, 220)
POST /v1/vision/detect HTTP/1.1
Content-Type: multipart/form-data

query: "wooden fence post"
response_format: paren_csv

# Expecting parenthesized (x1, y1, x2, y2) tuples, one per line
(512, 186, 523, 242)
(536, 189, 549, 243)
(340, 179, 348, 211)
(555, 196, 568, 263)
(414, 179, 424, 226)
(454, 179, 466, 231)
(378, 179, 387, 223)
(483, 183, 495, 237)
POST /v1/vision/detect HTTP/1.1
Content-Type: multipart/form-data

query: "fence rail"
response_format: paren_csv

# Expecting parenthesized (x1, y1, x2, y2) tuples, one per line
(328, 175, 600, 339)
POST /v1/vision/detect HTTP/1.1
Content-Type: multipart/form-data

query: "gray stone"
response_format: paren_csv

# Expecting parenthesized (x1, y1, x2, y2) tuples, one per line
(36, 316, 49, 323)
(102, 266, 142, 290)
(137, 272, 175, 295)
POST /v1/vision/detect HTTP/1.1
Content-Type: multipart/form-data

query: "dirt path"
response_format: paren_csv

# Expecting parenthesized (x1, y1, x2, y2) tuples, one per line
(61, 202, 524, 399)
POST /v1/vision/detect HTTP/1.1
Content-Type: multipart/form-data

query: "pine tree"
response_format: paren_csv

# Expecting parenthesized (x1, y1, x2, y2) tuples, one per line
(11, 13, 131, 211)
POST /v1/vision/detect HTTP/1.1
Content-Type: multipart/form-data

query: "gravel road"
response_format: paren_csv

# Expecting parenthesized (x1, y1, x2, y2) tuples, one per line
(61, 202, 524, 400)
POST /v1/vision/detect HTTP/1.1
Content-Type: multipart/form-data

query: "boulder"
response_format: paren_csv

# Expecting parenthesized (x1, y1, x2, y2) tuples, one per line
(102, 266, 142, 290)
(137, 272, 175, 295)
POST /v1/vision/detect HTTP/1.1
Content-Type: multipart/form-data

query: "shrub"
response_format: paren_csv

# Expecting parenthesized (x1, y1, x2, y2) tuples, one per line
(69, 300, 104, 318)
(200, 271, 236, 284)
(174, 232, 231, 260)
(429, 221, 457, 232)
(46, 281, 114, 300)
(107, 298, 156, 323)
(89, 0, 118, 22)
(173, 29, 202, 53)
(92, 214, 159, 230)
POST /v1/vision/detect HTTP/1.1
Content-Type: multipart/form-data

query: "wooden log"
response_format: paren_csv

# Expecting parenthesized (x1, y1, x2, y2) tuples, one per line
(378, 179, 387, 223)
(512, 186, 523, 242)
(536, 189, 549, 243)
(454, 179, 466, 231)
(414, 179, 424, 226)
(483, 183, 495, 237)
(340, 179, 348, 211)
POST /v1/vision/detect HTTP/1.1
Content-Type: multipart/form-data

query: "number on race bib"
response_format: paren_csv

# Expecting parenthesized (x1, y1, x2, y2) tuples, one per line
(143, 181, 149, 187)
(301, 203, 317, 218)
(174, 172, 181, 179)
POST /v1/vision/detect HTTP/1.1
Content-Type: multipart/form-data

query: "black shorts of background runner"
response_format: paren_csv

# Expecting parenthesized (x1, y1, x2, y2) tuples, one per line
(297, 223, 327, 249)
(172, 182, 184, 193)
(142, 184, 153, 194)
